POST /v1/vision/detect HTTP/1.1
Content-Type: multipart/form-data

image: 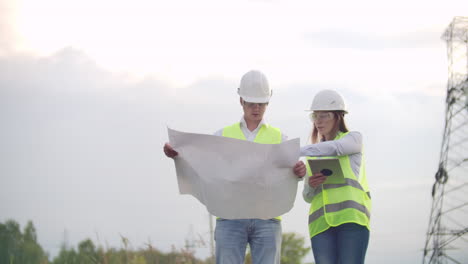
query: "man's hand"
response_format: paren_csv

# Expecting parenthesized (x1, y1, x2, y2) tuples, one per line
(163, 143, 178, 158)
(293, 161, 306, 178)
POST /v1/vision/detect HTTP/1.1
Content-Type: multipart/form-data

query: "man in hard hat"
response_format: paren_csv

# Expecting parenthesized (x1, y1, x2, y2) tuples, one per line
(164, 70, 306, 264)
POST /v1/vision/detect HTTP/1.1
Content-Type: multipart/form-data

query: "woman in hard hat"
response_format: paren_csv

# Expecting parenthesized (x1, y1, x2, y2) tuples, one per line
(301, 89, 371, 264)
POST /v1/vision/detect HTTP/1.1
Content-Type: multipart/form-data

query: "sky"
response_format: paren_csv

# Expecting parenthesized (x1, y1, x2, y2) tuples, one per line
(1, 0, 467, 263)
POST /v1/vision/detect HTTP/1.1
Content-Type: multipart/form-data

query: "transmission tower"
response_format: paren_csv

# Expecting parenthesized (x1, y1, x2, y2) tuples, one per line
(423, 16, 468, 264)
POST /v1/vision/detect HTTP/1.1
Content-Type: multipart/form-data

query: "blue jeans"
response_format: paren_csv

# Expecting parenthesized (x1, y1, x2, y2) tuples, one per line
(215, 218, 282, 264)
(311, 223, 369, 264)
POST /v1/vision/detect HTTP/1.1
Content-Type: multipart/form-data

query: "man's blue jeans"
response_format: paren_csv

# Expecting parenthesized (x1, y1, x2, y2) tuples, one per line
(311, 223, 369, 264)
(215, 218, 282, 264)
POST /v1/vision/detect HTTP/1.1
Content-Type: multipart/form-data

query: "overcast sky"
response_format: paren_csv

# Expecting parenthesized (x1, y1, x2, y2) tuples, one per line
(1, 0, 467, 263)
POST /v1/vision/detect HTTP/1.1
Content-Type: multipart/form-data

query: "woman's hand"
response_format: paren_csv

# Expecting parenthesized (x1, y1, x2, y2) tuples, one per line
(163, 143, 178, 158)
(293, 161, 306, 178)
(309, 172, 327, 188)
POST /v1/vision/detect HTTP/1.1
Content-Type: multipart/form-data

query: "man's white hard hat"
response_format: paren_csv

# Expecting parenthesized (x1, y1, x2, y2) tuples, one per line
(307, 89, 348, 113)
(238, 70, 272, 103)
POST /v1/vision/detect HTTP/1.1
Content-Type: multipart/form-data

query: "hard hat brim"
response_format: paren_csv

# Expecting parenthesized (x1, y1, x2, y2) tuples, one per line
(304, 109, 348, 114)
(239, 95, 270, 103)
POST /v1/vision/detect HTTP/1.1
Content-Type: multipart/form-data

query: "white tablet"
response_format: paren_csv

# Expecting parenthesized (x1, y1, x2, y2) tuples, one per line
(307, 158, 345, 184)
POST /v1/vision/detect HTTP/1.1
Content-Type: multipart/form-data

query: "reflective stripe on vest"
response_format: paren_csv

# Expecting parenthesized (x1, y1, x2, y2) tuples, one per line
(222, 122, 282, 220)
(306, 131, 371, 238)
(307, 178, 372, 200)
(309, 200, 371, 223)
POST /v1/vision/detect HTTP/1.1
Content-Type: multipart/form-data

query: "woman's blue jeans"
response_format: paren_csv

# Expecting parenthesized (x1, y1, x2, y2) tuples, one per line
(311, 223, 369, 264)
(215, 218, 282, 264)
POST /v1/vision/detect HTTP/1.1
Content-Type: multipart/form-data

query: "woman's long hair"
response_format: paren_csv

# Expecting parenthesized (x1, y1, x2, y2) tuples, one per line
(311, 111, 349, 143)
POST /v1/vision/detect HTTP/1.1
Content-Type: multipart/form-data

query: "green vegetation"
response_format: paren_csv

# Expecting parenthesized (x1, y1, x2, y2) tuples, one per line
(0, 219, 48, 264)
(0, 219, 312, 264)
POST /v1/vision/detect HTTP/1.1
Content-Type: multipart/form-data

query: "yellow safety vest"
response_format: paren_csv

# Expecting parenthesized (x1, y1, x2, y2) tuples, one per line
(305, 131, 371, 238)
(222, 122, 282, 220)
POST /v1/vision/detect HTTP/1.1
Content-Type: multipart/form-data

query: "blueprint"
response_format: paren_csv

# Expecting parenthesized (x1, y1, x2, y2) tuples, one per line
(168, 128, 300, 219)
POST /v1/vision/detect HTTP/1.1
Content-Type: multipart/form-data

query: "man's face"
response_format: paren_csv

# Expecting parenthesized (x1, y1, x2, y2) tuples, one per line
(241, 98, 268, 123)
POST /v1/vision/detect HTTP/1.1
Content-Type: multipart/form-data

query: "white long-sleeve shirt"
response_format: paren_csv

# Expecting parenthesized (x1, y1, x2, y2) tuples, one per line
(301, 131, 363, 203)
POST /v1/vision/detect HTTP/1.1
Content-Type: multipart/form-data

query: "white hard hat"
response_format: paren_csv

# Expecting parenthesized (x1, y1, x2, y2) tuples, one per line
(307, 89, 347, 113)
(238, 70, 272, 103)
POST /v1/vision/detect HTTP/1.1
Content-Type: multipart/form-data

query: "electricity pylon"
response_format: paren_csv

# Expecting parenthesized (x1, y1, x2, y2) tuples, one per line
(423, 16, 468, 264)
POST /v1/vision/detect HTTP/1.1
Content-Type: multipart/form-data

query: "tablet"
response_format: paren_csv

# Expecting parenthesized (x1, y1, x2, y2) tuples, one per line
(307, 158, 345, 184)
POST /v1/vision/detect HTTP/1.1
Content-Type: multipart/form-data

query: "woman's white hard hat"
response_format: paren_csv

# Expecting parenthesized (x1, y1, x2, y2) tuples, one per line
(307, 89, 348, 113)
(237, 70, 272, 103)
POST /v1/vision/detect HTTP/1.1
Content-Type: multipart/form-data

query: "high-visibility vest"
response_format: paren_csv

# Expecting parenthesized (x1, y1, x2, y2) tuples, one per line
(222, 123, 282, 144)
(305, 131, 371, 238)
(222, 122, 282, 220)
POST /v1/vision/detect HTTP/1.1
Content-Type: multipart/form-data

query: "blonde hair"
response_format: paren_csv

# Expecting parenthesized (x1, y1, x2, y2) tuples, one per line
(311, 111, 349, 143)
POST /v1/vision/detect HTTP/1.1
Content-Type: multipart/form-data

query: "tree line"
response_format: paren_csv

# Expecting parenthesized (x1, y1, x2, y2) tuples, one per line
(0, 219, 311, 264)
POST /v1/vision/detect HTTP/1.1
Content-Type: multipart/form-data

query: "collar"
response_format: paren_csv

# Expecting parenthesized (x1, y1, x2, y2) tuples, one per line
(240, 116, 267, 131)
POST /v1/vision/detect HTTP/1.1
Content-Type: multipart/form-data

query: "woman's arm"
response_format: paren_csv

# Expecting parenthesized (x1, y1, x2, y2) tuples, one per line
(300, 131, 362, 157)
(302, 175, 314, 203)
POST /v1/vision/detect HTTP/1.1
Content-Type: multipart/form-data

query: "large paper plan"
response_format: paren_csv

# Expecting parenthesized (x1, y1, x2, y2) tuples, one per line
(168, 128, 300, 219)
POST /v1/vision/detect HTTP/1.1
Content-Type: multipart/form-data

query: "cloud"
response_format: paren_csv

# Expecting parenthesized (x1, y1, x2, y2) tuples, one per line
(0, 0, 17, 54)
(305, 29, 444, 50)
(0, 47, 190, 256)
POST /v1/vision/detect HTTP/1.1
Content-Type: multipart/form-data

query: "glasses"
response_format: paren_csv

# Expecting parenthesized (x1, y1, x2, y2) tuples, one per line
(310, 112, 334, 122)
(243, 101, 268, 108)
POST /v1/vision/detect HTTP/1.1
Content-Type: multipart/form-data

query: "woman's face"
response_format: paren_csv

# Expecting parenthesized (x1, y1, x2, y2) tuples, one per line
(311, 111, 336, 139)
